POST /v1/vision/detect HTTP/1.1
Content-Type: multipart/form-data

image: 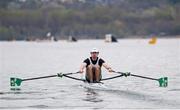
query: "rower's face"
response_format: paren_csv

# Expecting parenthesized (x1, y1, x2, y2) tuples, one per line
(91, 52, 99, 58)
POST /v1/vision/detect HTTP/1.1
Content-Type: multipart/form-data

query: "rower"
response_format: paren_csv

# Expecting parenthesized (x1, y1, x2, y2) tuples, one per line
(79, 48, 113, 83)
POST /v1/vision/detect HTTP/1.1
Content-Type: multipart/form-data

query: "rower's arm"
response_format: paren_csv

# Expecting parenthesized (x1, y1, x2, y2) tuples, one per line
(79, 63, 87, 73)
(102, 63, 113, 72)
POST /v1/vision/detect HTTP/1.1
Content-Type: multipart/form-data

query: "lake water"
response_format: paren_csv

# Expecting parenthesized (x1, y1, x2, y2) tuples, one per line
(0, 39, 180, 109)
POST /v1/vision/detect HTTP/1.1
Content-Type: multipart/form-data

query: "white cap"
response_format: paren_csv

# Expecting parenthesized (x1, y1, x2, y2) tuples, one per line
(90, 48, 99, 53)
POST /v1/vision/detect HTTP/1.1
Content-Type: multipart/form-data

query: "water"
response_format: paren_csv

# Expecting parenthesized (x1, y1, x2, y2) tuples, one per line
(0, 39, 180, 109)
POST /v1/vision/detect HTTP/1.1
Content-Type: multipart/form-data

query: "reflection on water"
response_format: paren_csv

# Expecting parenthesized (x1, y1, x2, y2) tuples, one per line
(0, 91, 40, 95)
(27, 105, 49, 109)
(83, 88, 103, 103)
(168, 89, 180, 91)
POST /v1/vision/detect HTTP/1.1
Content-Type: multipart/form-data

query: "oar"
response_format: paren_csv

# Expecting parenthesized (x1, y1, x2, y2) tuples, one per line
(10, 72, 80, 87)
(113, 71, 168, 87)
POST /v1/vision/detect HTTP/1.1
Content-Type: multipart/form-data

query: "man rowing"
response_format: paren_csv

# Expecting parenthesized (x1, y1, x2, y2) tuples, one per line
(79, 48, 113, 83)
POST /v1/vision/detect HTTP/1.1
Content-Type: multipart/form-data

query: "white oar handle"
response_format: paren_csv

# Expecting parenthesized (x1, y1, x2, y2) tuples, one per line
(57, 72, 80, 77)
(112, 71, 131, 77)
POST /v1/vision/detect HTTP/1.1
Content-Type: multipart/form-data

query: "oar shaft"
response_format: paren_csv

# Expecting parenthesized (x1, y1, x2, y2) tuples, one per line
(101, 74, 124, 81)
(22, 72, 80, 81)
(113, 71, 158, 81)
(130, 74, 158, 81)
(63, 74, 85, 81)
(22, 75, 57, 81)
(65, 72, 79, 75)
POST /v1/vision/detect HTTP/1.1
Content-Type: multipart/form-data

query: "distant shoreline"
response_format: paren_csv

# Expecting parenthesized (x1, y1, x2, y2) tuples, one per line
(0, 36, 180, 42)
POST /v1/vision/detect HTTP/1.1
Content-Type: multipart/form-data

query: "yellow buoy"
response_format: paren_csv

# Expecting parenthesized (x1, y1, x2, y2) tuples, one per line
(148, 37, 157, 44)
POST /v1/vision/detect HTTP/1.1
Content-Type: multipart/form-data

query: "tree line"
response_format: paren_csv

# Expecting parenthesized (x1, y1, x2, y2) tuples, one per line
(0, 0, 180, 40)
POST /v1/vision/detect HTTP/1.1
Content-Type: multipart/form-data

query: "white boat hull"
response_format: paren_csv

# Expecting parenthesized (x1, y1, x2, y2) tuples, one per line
(81, 82, 114, 91)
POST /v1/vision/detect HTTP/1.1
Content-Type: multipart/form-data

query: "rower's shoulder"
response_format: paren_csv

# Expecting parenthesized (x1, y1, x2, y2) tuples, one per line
(99, 58, 105, 62)
(83, 58, 90, 63)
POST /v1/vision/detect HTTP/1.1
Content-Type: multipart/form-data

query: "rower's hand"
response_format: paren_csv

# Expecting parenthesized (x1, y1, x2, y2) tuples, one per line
(108, 68, 114, 72)
(79, 69, 84, 74)
(123, 72, 131, 77)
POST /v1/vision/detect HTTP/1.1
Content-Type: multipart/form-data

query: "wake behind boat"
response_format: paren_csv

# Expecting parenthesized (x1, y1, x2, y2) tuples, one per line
(81, 82, 115, 91)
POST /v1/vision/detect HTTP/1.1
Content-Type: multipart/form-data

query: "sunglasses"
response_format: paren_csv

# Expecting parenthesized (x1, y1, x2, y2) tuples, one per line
(91, 52, 99, 54)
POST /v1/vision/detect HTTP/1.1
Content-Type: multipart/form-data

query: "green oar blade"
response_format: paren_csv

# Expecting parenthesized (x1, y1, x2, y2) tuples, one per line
(10, 77, 22, 87)
(158, 77, 168, 87)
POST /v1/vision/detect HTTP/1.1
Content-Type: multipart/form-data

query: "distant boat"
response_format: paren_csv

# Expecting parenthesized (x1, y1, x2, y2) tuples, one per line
(105, 34, 118, 43)
(148, 37, 157, 44)
(68, 36, 77, 42)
